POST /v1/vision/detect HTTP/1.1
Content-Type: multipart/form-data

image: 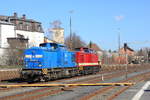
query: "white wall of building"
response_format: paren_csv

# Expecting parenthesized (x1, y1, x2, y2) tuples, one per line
(16, 30, 44, 47)
(0, 24, 15, 48)
(0, 23, 44, 65)
(0, 24, 44, 48)
(51, 28, 64, 44)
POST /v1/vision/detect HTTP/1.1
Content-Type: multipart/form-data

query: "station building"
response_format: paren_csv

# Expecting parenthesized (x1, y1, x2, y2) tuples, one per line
(0, 13, 44, 65)
(0, 12, 44, 47)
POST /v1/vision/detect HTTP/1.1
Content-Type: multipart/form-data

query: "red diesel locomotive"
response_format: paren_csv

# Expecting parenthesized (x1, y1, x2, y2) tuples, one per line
(75, 47, 101, 74)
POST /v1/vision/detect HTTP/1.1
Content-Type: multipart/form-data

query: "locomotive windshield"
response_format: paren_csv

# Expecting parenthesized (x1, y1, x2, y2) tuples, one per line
(75, 47, 95, 53)
(39, 43, 67, 50)
(39, 43, 58, 49)
(39, 43, 47, 47)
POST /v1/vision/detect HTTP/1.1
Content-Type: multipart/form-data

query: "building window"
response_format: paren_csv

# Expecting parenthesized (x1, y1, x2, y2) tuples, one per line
(19, 22, 23, 30)
(25, 23, 31, 31)
(26, 25, 29, 31)
(38, 25, 41, 32)
(55, 31, 60, 37)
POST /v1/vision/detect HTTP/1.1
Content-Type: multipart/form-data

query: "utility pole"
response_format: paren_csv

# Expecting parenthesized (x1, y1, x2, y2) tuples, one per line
(70, 16, 72, 50)
(118, 28, 121, 64)
(148, 51, 150, 63)
(124, 43, 128, 79)
(69, 10, 73, 50)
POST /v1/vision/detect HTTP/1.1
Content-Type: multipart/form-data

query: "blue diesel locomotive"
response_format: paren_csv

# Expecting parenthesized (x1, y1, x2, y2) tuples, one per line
(22, 43, 77, 82)
(21, 42, 100, 82)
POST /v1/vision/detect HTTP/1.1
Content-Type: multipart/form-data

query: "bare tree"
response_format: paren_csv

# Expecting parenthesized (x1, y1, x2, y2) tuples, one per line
(135, 47, 150, 63)
(65, 33, 86, 49)
(87, 41, 102, 51)
(50, 20, 62, 28)
(5, 38, 28, 66)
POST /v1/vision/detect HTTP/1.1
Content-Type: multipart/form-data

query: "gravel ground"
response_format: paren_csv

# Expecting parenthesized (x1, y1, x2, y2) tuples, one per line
(40, 69, 150, 100)
(42, 86, 102, 100)
(0, 87, 42, 97)
(113, 82, 145, 100)
(0, 66, 149, 100)
(0, 71, 120, 98)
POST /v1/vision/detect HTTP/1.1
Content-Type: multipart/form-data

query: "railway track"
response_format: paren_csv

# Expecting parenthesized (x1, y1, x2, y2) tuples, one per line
(0, 69, 118, 92)
(0, 64, 131, 91)
(0, 70, 125, 100)
(0, 64, 149, 100)
(0, 65, 149, 100)
(79, 69, 150, 100)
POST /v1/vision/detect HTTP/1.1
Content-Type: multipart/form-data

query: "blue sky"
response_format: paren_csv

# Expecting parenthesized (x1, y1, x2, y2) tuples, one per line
(0, 0, 150, 50)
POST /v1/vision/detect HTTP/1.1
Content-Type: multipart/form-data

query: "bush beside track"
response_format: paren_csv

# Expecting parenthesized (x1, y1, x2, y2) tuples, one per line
(0, 64, 149, 82)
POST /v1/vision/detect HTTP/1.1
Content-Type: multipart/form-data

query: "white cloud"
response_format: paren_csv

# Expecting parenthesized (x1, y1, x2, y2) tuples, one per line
(115, 15, 124, 21)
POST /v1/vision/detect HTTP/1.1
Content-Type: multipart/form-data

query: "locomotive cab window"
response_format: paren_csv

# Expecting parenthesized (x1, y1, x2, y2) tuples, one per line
(39, 43, 47, 47)
(59, 45, 67, 50)
(50, 43, 58, 49)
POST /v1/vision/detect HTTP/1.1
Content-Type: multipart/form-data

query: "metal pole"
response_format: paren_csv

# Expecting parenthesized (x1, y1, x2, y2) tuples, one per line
(0, 24, 1, 48)
(0, 83, 134, 87)
(69, 16, 72, 50)
(69, 10, 74, 50)
(147, 51, 149, 63)
(148, 51, 150, 63)
(118, 28, 121, 65)
(124, 43, 128, 79)
(125, 52, 128, 79)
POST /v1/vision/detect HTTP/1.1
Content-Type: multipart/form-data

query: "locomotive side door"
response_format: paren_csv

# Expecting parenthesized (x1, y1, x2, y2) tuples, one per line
(63, 52, 68, 67)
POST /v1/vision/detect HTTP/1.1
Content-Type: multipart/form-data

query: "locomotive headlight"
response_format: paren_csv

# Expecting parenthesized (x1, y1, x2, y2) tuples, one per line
(39, 65, 42, 67)
(35, 55, 43, 58)
(25, 55, 32, 58)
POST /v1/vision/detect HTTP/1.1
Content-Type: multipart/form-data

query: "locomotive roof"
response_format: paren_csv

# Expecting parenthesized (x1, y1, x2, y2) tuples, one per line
(40, 43, 65, 47)
(75, 47, 94, 51)
(74, 47, 97, 53)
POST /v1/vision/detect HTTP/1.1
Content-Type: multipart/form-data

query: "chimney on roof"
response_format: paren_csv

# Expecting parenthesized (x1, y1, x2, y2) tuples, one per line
(14, 12, 17, 18)
(22, 14, 26, 20)
(124, 43, 127, 51)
